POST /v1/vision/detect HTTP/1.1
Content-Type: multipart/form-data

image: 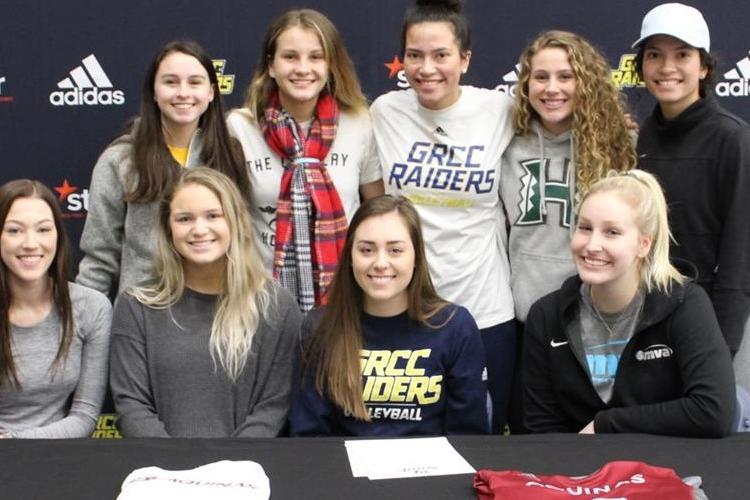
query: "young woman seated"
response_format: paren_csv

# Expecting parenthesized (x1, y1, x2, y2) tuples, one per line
(523, 170, 735, 437)
(290, 195, 488, 436)
(110, 168, 301, 437)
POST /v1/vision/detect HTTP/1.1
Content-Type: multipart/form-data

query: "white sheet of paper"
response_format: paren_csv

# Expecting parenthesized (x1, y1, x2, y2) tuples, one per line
(345, 443, 368, 477)
(344, 437, 476, 480)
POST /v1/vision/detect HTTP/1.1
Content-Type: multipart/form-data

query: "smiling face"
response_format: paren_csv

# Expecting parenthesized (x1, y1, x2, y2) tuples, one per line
(1, 197, 57, 290)
(403, 21, 470, 110)
(352, 211, 415, 317)
(642, 34, 707, 119)
(269, 25, 329, 122)
(528, 47, 577, 135)
(169, 183, 230, 277)
(571, 191, 652, 293)
(153, 51, 214, 137)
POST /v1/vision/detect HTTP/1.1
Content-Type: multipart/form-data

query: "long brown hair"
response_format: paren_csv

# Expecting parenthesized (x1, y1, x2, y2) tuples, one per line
(0, 180, 74, 388)
(125, 40, 250, 204)
(244, 9, 368, 120)
(514, 31, 636, 205)
(304, 195, 448, 420)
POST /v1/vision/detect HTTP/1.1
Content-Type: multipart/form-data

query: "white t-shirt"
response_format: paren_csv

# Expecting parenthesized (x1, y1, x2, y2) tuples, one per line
(226, 108, 382, 271)
(370, 87, 515, 328)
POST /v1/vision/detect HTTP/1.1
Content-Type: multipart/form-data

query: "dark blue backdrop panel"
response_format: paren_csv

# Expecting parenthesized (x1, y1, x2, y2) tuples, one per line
(1, 0, 749, 267)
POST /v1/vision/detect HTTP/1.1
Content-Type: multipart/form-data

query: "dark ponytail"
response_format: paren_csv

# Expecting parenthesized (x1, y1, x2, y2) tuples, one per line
(401, 0, 471, 55)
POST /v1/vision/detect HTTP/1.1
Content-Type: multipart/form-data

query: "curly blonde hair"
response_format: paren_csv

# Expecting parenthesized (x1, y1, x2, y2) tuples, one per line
(513, 31, 636, 205)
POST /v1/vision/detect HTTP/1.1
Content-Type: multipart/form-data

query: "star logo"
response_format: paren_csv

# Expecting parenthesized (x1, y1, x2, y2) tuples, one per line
(384, 55, 403, 79)
(54, 179, 78, 201)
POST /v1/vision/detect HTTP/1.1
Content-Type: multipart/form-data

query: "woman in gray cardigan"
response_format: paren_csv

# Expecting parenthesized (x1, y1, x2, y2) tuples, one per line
(76, 40, 249, 298)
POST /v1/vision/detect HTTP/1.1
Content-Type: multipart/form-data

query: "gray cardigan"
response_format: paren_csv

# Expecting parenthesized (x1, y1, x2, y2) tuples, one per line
(109, 283, 302, 437)
(76, 130, 204, 297)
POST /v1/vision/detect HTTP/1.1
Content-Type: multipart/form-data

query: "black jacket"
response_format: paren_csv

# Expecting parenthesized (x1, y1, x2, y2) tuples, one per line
(523, 275, 735, 437)
(638, 96, 750, 354)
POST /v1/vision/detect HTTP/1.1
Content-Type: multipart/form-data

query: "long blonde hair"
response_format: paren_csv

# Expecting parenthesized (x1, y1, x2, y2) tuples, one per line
(582, 170, 685, 293)
(129, 167, 272, 381)
(514, 31, 636, 205)
(245, 8, 368, 120)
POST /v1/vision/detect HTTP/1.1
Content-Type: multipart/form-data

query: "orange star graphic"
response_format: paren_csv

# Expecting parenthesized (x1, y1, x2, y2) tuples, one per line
(384, 55, 403, 79)
(54, 179, 78, 201)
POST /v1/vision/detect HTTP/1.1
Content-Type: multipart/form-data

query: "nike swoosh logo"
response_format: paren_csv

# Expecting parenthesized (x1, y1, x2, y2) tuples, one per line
(550, 339, 568, 348)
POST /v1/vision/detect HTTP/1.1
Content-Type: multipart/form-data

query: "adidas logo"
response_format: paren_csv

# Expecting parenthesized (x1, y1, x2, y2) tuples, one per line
(435, 126, 447, 136)
(716, 50, 750, 97)
(49, 54, 125, 106)
(494, 64, 519, 96)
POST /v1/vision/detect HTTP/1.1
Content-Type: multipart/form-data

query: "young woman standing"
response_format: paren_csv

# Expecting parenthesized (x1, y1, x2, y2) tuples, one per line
(77, 40, 250, 298)
(633, 3, 750, 357)
(227, 9, 383, 312)
(371, 0, 514, 433)
(501, 30, 636, 324)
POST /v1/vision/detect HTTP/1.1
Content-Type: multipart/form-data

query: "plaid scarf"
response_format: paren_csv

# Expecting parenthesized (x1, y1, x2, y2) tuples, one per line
(261, 90, 347, 312)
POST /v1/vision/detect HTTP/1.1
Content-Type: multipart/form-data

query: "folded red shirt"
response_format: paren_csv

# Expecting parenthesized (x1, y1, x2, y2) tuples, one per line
(474, 460, 703, 499)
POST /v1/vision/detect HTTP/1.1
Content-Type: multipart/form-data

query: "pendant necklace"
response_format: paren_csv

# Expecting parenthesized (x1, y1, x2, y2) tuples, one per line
(591, 301, 626, 337)
(589, 288, 642, 338)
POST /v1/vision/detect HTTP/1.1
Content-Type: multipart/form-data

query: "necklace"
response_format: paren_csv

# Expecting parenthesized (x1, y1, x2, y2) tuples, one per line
(589, 288, 643, 338)
(590, 302, 626, 337)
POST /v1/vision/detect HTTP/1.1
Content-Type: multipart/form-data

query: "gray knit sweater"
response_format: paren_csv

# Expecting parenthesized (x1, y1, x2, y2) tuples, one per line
(110, 283, 302, 437)
(76, 130, 204, 297)
(0, 283, 112, 438)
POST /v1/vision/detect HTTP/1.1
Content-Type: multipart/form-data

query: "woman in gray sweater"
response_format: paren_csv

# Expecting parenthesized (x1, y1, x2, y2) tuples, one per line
(109, 168, 301, 437)
(0, 180, 111, 438)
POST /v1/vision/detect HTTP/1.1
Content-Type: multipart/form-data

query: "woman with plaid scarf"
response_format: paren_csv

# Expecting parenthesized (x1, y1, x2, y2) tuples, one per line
(227, 9, 384, 313)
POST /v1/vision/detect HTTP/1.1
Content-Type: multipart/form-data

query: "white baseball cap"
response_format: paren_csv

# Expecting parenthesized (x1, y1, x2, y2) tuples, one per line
(632, 3, 710, 52)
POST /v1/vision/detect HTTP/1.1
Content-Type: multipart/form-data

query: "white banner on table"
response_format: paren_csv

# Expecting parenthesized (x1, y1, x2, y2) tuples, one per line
(344, 437, 475, 480)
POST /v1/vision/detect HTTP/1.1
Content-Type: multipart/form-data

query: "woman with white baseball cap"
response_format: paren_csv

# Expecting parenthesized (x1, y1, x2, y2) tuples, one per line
(632, 3, 750, 363)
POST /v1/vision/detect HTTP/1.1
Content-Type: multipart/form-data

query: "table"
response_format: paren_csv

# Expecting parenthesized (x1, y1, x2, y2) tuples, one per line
(2, 433, 748, 499)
